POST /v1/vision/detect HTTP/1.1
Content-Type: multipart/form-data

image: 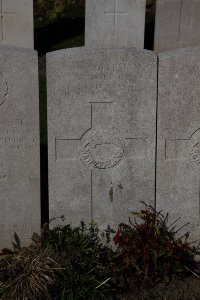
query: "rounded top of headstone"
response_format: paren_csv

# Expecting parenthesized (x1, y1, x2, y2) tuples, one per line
(46, 47, 157, 60)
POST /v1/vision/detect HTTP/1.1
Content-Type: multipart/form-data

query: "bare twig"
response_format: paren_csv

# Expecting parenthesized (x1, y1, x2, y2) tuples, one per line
(95, 278, 110, 289)
(184, 266, 200, 279)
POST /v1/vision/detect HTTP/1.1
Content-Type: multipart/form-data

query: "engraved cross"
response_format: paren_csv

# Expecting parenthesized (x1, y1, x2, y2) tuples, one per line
(55, 102, 149, 221)
(0, 0, 16, 42)
(165, 129, 200, 165)
(165, 128, 200, 224)
(104, 0, 128, 37)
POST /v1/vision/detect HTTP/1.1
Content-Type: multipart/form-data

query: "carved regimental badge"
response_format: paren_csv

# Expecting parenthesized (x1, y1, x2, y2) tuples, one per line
(0, 72, 8, 106)
(189, 129, 200, 165)
(81, 129, 124, 169)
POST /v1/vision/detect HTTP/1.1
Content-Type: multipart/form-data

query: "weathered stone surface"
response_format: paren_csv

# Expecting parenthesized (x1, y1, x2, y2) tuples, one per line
(85, 0, 146, 49)
(157, 47, 200, 239)
(154, 0, 200, 52)
(47, 48, 157, 230)
(0, 46, 40, 249)
(0, 0, 33, 49)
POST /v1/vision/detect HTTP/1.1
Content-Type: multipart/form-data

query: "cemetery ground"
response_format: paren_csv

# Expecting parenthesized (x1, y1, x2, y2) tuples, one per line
(22, 8, 200, 300)
(1, 204, 200, 300)
(2, 1, 200, 299)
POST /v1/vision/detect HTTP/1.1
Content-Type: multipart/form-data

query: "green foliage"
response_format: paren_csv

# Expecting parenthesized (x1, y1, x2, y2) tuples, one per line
(0, 206, 199, 299)
(41, 220, 113, 299)
(0, 221, 113, 300)
(34, 0, 85, 29)
(113, 202, 198, 288)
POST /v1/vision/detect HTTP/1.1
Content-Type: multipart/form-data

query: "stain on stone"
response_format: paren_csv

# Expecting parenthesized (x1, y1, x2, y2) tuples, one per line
(109, 183, 113, 202)
(0, 173, 7, 183)
(117, 183, 123, 190)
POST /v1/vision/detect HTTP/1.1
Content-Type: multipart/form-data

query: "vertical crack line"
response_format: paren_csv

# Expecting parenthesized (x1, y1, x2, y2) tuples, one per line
(111, 170, 114, 226)
(114, 0, 117, 37)
(91, 103, 93, 129)
(178, 0, 183, 42)
(199, 170, 200, 226)
(0, 0, 3, 41)
(55, 137, 57, 162)
(165, 139, 167, 161)
(91, 169, 93, 221)
(155, 55, 159, 210)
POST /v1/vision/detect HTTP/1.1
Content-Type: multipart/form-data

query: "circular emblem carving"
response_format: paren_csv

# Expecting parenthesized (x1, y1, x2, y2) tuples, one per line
(81, 130, 124, 169)
(0, 72, 8, 106)
(189, 129, 200, 165)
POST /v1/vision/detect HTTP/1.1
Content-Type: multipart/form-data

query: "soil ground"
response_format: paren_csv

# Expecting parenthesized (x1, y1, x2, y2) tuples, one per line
(114, 271, 200, 300)
(117, 280, 200, 300)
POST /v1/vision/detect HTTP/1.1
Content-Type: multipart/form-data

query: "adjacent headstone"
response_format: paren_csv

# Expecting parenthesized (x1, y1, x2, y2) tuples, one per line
(85, 0, 146, 49)
(157, 47, 200, 240)
(0, 0, 34, 49)
(154, 0, 200, 52)
(0, 46, 40, 249)
(47, 48, 157, 230)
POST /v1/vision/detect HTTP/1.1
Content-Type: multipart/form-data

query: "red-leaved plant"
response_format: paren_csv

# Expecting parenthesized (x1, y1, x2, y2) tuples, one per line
(112, 202, 198, 288)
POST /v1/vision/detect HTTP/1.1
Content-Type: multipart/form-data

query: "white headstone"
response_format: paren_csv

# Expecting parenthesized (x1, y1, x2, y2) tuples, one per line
(154, 0, 200, 52)
(85, 0, 146, 48)
(0, 46, 40, 249)
(157, 47, 200, 240)
(0, 0, 34, 49)
(47, 48, 157, 230)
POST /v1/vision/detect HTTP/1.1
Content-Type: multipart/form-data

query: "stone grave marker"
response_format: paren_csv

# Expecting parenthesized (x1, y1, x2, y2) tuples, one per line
(157, 47, 200, 240)
(0, 46, 40, 249)
(0, 0, 34, 49)
(154, 0, 200, 52)
(47, 48, 157, 230)
(85, 0, 146, 48)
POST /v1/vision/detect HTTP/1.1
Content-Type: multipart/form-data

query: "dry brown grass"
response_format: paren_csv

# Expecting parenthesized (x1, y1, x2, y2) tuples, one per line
(0, 241, 56, 300)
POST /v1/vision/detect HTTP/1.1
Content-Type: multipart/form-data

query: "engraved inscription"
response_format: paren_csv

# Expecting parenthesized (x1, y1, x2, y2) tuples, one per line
(0, 71, 8, 106)
(81, 130, 124, 169)
(64, 73, 130, 99)
(0, 119, 29, 135)
(65, 61, 132, 73)
(0, 136, 35, 151)
(0, 119, 24, 126)
(61, 51, 140, 100)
